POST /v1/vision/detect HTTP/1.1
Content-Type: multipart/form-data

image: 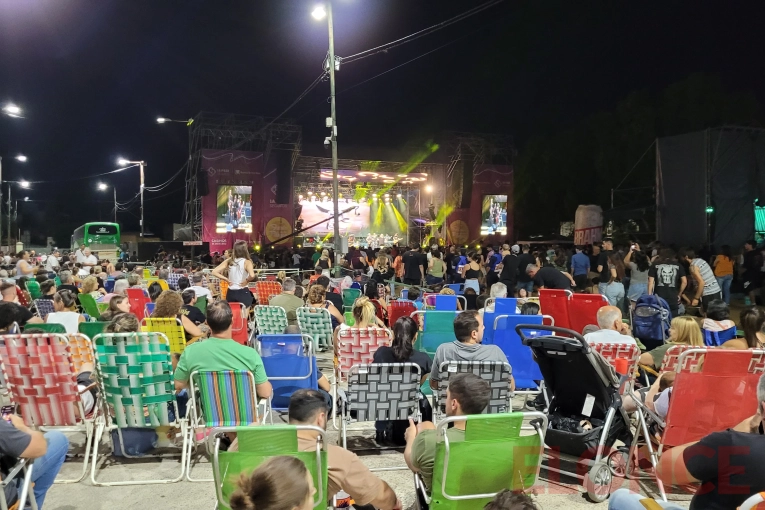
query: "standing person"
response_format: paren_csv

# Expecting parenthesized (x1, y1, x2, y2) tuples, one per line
(212, 240, 255, 308)
(484, 245, 501, 288)
(314, 249, 331, 276)
(460, 253, 482, 294)
(292, 250, 302, 269)
(311, 248, 322, 267)
(624, 244, 650, 306)
(682, 248, 722, 312)
(712, 244, 734, 305)
(648, 249, 687, 318)
(79, 248, 99, 270)
(498, 244, 519, 293)
(569, 245, 590, 291)
(526, 264, 575, 291)
(15, 250, 35, 278)
(602, 252, 626, 310)
(596, 238, 614, 295)
(515, 245, 535, 296)
(443, 245, 456, 284)
(742, 240, 762, 306)
(402, 245, 424, 286)
(426, 250, 445, 286)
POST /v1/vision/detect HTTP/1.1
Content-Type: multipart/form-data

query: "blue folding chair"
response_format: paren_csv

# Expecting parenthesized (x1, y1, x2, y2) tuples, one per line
(401, 288, 409, 300)
(444, 283, 464, 295)
(702, 327, 737, 346)
(434, 294, 457, 311)
(104, 278, 115, 294)
(259, 334, 318, 416)
(482, 298, 518, 344)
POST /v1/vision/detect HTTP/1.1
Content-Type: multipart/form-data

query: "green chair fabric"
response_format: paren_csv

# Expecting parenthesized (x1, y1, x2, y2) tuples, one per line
(425, 413, 546, 510)
(78, 293, 101, 320)
(344, 311, 355, 327)
(54, 276, 62, 287)
(79, 321, 108, 338)
(25, 281, 42, 300)
(193, 295, 207, 315)
(342, 288, 361, 311)
(253, 305, 288, 336)
(97, 302, 109, 315)
(23, 322, 66, 334)
(414, 311, 459, 360)
(210, 426, 328, 510)
(296, 307, 334, 351)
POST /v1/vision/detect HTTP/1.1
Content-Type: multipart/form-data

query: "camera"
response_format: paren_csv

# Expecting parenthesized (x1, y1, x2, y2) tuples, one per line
(324, 136, 331, 148)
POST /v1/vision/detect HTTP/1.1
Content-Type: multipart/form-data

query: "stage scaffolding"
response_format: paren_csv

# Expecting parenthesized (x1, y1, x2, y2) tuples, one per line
(183, 112, 302, 240)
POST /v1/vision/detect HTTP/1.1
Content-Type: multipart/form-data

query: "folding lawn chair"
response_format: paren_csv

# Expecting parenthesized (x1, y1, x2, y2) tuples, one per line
(482, 298, 518, 344)
(388, 299, 416, 326)
(296, 306, 334, 351)
(702, 327, 737, 346)
(569, 293, 609, 335)
(126, 287, 151, 320)
(22, 323, 65, 334)
(251, 281, 282, 305)
(78, 321, 107, 340)
(0, 458, 37, 510)
(434, 294, 466, 311)
(253, 305, 289, 336)
(228, 301, 251, 346)
(590, 342, 640, 395)
(144, 302, 156, 317)
(67, 333, 96, 373)
(434, 361, 513, 418)
(78, 293, 102, 320)
(414, 412, 547, 510)
(25, 281, 42, 300)
(33, 298, 55, 320)
(411, 310, 460, 360)
(342, 288, 362, 312)
(444, 283, 464, 295)
(538, 288, 572, 330)
(142, 317, 187, 354)
(0, 333, 96, 483)
(193, 295, 207, 315)
(90, 331, 186, 486)
(207, 276, 222, 298)
(260, 334, 318, 414)
(208, 425, 328, 510)
(166, 272, 182, 290)
(219, 279, 229, 299)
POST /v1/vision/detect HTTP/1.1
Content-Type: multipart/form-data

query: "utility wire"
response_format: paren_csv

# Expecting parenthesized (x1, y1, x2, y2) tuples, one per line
(341, 0, 505, 64)
(144, 161, 187, 192)
(11, 164, 139, 185)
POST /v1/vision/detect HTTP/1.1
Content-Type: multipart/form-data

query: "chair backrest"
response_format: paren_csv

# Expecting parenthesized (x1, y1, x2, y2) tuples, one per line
(0, 333, 82, 426)
(33, 299, 55, 320)
(125, 287, 150, 320)
(401, 288, 409, 300)
(92, 331, 176, 428)
(424, 293, 438, 307)
(341, 288, 361, 308)
(412, 310, 459, 360)
(568, 293, 608, 335)
(23, 322, 66, 334)
(67, 333, 96, 373)
(54, 276, 62, 287)
(740, 493, 765, 510)
(78, 321, 107, 339)
(104, 278, 115, 293)
(343, 311, 355, 326)
(336, 327, 391, 378)
(490, 315, 545, 389)
(16, 287, 30, 308)
(228, 301, 249, 345)
(663, 348, 765, 447)
(253, 281, 282, 305)
(78, 293, 101, 319)
(589, 342, 640, 394)
(538, 289, 572, 330)
(25, 281, 42, 300)
(157, 279, 169, 291)
(142, 268, 151, 279)
(166, 273, 182, 291)
(436, 361, 513, 414)
(434, 294, 457, 311)
(482, 298, 518, 343)
(194, 295, 207, 314)
(253, 305, 289, 336)
(142, 317, 187, 353)
(388, 300, 416, 326)
(207, 276, 222, 298)
(660, 344, 701, 372)
(429, 413, 547, 510)
(219, 279, 229, 299)
(445, 283, 464, 295)
(702, 327, 737, 346)
(296, 306, 334, 350)
(347, 363, 421, 421)
(190, 370, 260, 426)
(260, 335, 318, 411)
(209, 425, 328, 510)
(145, 302, 156, 317)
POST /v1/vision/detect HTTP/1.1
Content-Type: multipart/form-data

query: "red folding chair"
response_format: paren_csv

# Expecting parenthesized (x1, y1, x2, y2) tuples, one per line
(228, 301, 250, 345)
(388, 300, 417, 327)
(590, 342, 640, 395)
(569, 293, 609, 335)
(125, 287, 150, 320)
(538, 289, 572, 330)
(252, 281, 282, 305)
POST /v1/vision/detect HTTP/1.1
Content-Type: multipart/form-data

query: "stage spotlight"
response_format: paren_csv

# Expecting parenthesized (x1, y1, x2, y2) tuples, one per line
(373, 195, 378, 201)
(396, 193, 402, 198)
(298, 194, 304, 200)
(384, 193, 390, 198)
(255, 245, 261, 251)
(307, 191, 313, 195)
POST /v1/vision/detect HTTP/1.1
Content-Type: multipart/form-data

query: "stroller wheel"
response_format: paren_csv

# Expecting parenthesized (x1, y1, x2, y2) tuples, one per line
(584, 461, 613, 503)
(607, 449, 630, 477)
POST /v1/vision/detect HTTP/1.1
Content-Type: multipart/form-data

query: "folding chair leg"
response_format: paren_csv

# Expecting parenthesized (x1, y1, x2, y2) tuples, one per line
(186, 424, 214, 483)
(54, 420, 94, 484)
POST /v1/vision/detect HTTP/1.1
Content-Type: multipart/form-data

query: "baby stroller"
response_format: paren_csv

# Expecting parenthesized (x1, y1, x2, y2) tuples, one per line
(516, 324, 631, 503)
(632, 295, 671, 351)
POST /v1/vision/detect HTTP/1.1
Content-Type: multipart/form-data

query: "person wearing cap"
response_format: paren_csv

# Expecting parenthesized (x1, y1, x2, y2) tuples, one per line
(498, 244, 519, 293)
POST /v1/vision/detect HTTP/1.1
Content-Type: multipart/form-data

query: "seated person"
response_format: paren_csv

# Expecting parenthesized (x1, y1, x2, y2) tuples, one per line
(484, 490, 537, 510)
(430, 310, 515, 391)
(520, 301, 540, 315)
(0, 283, 42, 328)
(81, 275, 106, 301)
(174, 301, 272, 401)
(189, 272, 212, 299)
(98, 295, 132, 321)
(584, 306, 639, 346)
(406, 287, 424, 310)
(702, 299, 736, 332)
(526, 263, 576, 290)
(463, 287, 478, 310)
(229, 456, 316, 510)
(56, 270, 80, 296)
(289, 389, 401, 510)
(316, 275, 342, 311)
(151, 290, 204, 341)
(723, 306, 765, 350)
(405, 373, 491, 495)
(269, 278, 304, 326)
(180, 289, 206, 326)
(639, 316, 704, 371)
(46, 290, 86, 333)
(365, 283, 389, 323)
(177, 276, 190, 292)
(38, 279, 57, 299)
(147, 281, 163, 302)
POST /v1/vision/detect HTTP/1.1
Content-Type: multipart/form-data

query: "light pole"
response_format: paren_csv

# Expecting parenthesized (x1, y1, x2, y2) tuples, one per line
(313, 3, 341, 257)
(0, 103, 24, 252)
(156, 117, 193, 125)
(117, 158, 146, 237)
(98, 182, 117, 223)
(7, 180, 30, 251)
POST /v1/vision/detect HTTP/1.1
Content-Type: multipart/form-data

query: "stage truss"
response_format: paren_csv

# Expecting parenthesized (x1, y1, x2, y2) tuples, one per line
(183, 112, 302, 240)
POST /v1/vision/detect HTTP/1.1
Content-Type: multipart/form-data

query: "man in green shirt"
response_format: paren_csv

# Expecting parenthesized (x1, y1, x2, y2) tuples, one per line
(404, 373, 490, 494)
(311, 249, 321, 266)
(174, 300, 272, 400)
(268, 277, 304, 326)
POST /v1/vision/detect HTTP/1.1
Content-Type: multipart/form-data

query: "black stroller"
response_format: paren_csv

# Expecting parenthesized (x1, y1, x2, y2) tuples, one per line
(516, 324, 631, 503)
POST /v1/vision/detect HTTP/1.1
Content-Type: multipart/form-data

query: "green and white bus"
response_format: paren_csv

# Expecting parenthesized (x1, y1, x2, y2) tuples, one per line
(72, 222, 121, 261)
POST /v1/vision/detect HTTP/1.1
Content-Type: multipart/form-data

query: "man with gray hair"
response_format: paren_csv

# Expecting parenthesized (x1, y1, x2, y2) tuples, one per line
(189, 272, 212, 300)
(582, 305, 636, 345)
(57, 270, 80, 296)
(269, 277, 303, 326)
(158, 268, 170, 282)
(101, 279, 130, 303)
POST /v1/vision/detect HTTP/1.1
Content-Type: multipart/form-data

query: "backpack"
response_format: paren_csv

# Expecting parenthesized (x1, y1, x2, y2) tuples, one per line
(633, 294, 671, 348)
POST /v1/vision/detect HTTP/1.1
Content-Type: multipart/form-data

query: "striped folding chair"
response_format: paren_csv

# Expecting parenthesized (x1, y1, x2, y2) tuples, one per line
(0, 332, 96, 483)
(296, 306, 334, 352)
(434, 360, 513, 418)
(207, 276, 221, 299)
(252, 281, 282, 305)
(166, 272, 182, 291)
(68, 333, 96, 373)
(186, 370, 262, 482)
(33, 298, 55, 320)
(90, 331, 186, 486)
(142, 317, 187, 354)
(253, 305, 289, 336)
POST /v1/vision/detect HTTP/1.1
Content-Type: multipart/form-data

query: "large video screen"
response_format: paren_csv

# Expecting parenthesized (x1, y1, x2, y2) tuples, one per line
(481, 194, 507, 235)
(216, 185, 252, 233)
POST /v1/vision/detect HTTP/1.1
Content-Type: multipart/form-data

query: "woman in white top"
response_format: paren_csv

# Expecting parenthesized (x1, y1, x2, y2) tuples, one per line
(15, 250, 35, 278)
(46, 290, 86, 334)
(212, 240, 256, 308)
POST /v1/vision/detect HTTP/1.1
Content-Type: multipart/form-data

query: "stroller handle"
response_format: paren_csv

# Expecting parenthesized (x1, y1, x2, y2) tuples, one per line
(514, 323, 589, 348)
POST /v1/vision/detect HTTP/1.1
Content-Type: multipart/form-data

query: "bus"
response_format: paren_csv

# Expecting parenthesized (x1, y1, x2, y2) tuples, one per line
(72, 222, 121, 261)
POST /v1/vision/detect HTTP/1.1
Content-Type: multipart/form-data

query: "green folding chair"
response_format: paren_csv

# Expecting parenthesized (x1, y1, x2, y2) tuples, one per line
(208, 425, 328, 510)
(23, 322, 66, 334)
(344, 311, 355, 327)
(54, 276, 62, 287)
(78, 293, 102, 320)
(414, 412, 548, 510)
(193, 295, 207, 315)
(78, 321, 108, 339)
(90, 331, 187, 486)
(296, 306, 334, 351)
(341, 288, 361, 312)
(253, 305, 288, 335)
(412, 310, 460, 360)
(25, 281, 42, 300)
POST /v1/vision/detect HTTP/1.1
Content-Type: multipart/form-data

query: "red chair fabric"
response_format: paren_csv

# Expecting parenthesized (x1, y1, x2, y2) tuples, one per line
(388, 300, 417, 327)
(590, 342, 640, 394)
(252, 281, 282, 305)
(126, 288, 150, 320)
(228, 302, 249, 345)
(538, 289, 572, 330)
(336, 327, 390, 378)
(569, 293, 608, 335)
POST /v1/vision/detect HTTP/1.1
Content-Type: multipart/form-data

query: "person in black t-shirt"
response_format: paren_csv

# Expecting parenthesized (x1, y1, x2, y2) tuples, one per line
(402, 246, 424, 286)
(180, 290, 206, 325)
(515, 245, 536, 295)
(498, 244, 520, 292)
(373, 316, 433, 444)
(648, 249, 687, 317)
(595, 238, 613, 294)
(526, 264, 575, 291)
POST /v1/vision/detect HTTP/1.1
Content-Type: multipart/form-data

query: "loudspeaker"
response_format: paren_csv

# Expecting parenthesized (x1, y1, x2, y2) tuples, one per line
(460, 156, 474, 208)
(275, 151, 293, 204)
(197, 169, 210, 196)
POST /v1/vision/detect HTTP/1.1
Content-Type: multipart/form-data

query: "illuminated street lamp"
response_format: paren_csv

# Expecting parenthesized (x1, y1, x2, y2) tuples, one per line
(311, 4, 327, 20)
(117, 157, 147, 237)
(98, 182, 117, 223)
(1, 104, 22, 118)
(14, 155, 27, 162)
(19, 180, 29, 189)
(157, 116, 193, 125)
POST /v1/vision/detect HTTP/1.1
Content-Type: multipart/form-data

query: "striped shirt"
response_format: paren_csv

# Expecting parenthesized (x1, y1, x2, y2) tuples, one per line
(692, 259, 721, 296)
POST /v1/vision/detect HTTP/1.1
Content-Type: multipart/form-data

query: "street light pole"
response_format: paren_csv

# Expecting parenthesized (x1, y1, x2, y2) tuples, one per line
(326, 2, 340, 258)
(6, 183, 11, 252)
(114, 186, 117, 224)
(139, 161, 145, 237)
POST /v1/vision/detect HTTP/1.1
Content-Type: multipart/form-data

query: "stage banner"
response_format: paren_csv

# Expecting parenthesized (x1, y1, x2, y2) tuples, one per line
(470, 164, 514, 241)
(261, 162, 293, 246)
(574, 204, 603, 245)
(201, 149, 263, 249)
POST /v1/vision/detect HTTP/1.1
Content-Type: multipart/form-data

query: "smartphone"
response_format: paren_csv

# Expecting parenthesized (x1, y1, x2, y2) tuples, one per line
(1, 405, 14, 421)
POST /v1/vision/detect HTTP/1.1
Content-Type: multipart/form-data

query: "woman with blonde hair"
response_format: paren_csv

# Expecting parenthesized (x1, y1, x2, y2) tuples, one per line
(82, 275, 106, 300)
(306, 284, 344, 331)
(212, 240, 255, 308)
(315, 249, 331, 275)
(151, 290, 204, 341)
(639, 316, 704, 370)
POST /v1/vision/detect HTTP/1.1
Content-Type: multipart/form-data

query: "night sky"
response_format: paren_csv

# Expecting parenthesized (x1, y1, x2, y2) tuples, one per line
(1, 0, 764, 245)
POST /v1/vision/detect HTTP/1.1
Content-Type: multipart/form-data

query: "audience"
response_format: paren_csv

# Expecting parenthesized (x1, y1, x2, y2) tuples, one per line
(151, 290, 204, 340)
(81, 275, 105, 300)
(189, 273, 212, 299)
(268, 278, 303, 326)
(584, 306, 637, 346)
(307, 284, 345, 332)
(46, 290, 86, 333)
(147, 282, 163, 302)
(639, 316, 704, 371)
(0, 282, 42, 327)
(56, 270, 80, 296)
(180, 289, 206, 326)
(229, 456, 316, 510)
(722, 306, 765, 350)
(316, 275, 343, 311)
(98, 295, 132, 321)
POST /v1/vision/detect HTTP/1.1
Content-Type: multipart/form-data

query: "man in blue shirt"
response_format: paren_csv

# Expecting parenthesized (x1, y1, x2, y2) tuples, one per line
(570, 245, 590, 291)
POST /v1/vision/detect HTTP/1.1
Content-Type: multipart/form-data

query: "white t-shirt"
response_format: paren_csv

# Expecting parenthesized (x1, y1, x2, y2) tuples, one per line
(654, 387, 672, 419)
(584, 328, 637, 346)
(45, 256, 60, 272)
(190, 285, 212, 299)
(293, 254, 301, 265)
(82, 254, 98, 266)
